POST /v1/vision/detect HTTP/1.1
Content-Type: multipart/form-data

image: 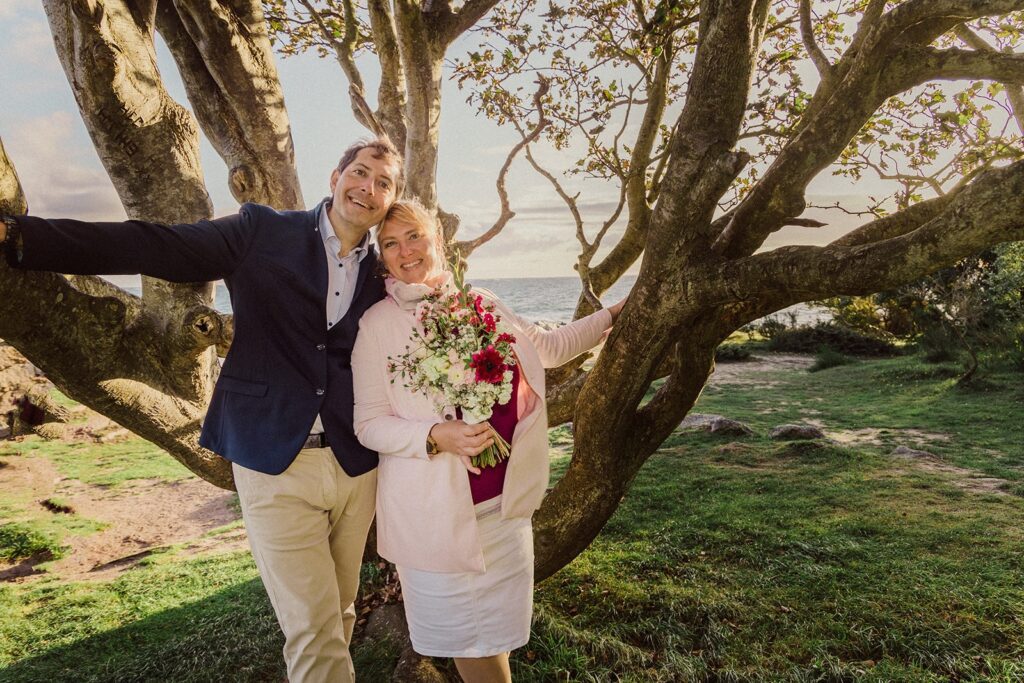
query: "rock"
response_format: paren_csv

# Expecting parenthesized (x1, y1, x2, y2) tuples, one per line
(770, 424, 825, 441)
(713, 442, 757, 455)
(364, 603, 407, 642)
(709, 418, 755, 437)
(890, 445, 938, 460)
(679, 413, 755, 436)
(0, 424, 9, 440)
(35, 423, 68, 441)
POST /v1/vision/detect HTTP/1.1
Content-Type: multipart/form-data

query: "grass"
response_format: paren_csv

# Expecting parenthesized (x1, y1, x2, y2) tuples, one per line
(0, 524, 65, 564)
(1, 353, 1022, 681)
(2, 437, 192, 487)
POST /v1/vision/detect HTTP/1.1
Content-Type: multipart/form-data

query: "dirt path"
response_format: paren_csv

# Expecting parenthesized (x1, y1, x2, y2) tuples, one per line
(0, 452, 245, 582)
(709, 353, 815, 387)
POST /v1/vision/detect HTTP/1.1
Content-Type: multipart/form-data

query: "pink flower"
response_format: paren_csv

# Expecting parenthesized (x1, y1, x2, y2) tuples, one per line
(470, 345, 507, 384)
(473, 295, 485, 314)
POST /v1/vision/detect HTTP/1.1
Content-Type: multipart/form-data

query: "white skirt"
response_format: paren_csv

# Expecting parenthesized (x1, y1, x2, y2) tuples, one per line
(396, 497, 534, 658)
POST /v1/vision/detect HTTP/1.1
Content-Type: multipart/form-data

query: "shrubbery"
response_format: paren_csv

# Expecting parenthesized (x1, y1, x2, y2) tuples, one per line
(0, 522, 65, 563)
(765, 323, 899, 357)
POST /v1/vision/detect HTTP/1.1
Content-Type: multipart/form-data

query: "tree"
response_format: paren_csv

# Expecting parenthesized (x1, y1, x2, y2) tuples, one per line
(3, 0, 1024, 587)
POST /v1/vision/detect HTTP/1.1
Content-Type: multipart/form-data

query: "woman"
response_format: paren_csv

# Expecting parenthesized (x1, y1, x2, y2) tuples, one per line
(352, 200, 624, 682)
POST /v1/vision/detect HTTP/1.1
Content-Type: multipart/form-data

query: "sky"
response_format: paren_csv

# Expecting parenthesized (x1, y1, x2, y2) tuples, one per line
(0, 2, 909, 279)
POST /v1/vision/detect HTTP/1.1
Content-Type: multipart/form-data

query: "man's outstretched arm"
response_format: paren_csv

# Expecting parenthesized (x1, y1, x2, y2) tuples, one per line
(1, 209, 257, 282)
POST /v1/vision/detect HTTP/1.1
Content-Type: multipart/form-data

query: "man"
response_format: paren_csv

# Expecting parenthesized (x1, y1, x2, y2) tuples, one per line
(0, 137, 404, 682)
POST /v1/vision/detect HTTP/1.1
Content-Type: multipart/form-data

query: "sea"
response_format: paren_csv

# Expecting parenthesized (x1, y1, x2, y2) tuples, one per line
(126, 274, 824, 325)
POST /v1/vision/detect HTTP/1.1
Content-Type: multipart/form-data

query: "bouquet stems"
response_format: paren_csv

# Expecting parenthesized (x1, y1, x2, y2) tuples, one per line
(471, 423, 511, 469)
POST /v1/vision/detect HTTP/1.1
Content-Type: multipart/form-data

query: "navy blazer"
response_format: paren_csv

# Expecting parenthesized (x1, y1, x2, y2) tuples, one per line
(10, 201, 384, 476)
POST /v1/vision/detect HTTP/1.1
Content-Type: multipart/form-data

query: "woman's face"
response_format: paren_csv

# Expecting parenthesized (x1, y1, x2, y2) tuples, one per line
(378, 217, 442, 285)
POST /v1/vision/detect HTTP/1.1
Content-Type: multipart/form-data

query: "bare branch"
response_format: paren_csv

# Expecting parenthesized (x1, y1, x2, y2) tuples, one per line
(784, 217, 827, 228)
(799, 0, 832, 84)
(524, 144, 585, 248)
(955, 23, 1024, 134)
(455, 79, 551, 257)
(297, 0, 365, 99)
(348, 85, 387, 137)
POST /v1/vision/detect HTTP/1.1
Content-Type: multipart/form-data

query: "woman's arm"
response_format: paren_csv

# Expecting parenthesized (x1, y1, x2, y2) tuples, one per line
(492, 293, 626, 369)
(352, 319, 440, 460)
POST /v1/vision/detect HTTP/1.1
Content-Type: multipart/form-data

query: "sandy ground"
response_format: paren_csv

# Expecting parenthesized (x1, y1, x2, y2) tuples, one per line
(0, 452, 246, 582)
(0, 342, 246, 583)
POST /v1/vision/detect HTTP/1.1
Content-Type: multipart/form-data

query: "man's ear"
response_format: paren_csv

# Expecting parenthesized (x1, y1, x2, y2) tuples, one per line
(329, 168, 341, 192)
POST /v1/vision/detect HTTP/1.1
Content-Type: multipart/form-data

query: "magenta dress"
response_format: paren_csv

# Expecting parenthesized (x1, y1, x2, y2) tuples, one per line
(463, 363, 520, 504)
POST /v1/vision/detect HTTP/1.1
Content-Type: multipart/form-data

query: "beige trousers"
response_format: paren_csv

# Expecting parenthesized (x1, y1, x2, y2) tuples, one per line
(233, 447, 377, 683)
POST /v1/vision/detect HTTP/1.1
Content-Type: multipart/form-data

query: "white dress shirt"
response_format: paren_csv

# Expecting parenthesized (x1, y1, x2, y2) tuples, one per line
(312, 206, 371, 435)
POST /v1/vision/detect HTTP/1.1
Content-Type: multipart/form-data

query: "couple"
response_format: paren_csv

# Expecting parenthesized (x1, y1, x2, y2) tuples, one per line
(0, 136, 622, 682)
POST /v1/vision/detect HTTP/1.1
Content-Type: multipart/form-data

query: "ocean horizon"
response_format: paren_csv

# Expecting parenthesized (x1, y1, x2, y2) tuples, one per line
(120, 274, 823, 325)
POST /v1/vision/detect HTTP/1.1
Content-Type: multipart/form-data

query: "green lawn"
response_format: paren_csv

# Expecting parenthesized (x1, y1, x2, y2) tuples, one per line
(1, 354, 1022, 682)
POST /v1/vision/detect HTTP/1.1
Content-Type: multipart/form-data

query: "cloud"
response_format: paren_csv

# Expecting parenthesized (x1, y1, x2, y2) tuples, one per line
(7, 112, 125, 221)
(0, 9, 62, 77)
(0, 0, 39, 20)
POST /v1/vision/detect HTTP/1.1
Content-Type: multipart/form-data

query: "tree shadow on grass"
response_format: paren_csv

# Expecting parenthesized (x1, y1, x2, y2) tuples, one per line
(1, 577, 286, 683)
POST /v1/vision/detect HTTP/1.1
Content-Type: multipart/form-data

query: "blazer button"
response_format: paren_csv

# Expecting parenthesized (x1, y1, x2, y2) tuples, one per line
(316, 388, 325, 396)
(316, 344, 326, 351)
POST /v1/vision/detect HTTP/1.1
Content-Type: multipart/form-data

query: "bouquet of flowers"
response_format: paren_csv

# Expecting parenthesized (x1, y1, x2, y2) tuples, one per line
(388, 274, 517, 468)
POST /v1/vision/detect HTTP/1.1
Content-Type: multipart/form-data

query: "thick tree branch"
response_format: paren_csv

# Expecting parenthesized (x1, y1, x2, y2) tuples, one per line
(877, 0, 1024, 48)
(891, 46, 1024, 87)
(830, 192, 958, 247)
(437, 0, 501, 46)
(716, 160, 1024, 319)
(368, 0, 407, 149)
(159, 0, 303, 209)
(709, 2, 1024, 260)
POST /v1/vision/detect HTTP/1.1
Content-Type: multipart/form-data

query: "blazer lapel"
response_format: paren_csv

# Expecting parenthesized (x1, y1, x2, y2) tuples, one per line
(350, 246, 376, 309)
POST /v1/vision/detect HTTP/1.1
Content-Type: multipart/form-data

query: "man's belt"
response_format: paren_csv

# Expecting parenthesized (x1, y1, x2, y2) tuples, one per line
(302, 433, 330, 450)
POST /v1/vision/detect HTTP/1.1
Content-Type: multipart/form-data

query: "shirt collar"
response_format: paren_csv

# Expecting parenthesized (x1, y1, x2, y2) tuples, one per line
(318, 201, 370, 262)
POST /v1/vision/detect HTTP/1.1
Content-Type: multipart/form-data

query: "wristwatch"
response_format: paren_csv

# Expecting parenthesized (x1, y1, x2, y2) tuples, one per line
(426, 430, 440, 456)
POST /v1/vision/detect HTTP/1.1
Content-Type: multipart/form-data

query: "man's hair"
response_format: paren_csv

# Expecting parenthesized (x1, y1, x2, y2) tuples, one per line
(377, 198, 445, 258)
(336, 136, 405, 198)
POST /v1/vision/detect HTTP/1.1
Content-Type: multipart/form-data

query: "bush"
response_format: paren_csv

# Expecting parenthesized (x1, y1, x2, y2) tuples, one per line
(808, 347, 855, 372)
(766, 322, 899, 357)
(715, 344, 752, 362)
(0, 522, 64, 563)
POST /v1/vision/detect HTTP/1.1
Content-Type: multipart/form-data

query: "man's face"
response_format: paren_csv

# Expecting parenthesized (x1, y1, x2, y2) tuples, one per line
(328, 147, 401, 233)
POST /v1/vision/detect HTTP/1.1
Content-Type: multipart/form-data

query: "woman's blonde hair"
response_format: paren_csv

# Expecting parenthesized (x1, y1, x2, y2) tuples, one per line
(377, 199, 445, 256)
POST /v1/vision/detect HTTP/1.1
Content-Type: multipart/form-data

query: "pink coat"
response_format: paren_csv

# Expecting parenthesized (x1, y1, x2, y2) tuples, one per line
(352, 279, 612, 573)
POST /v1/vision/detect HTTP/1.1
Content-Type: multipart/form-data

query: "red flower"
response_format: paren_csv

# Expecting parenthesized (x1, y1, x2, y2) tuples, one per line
(497, 332, 516, 344)
(483, 313, 496, 332)
(470, 345, 507, 384)
(473, 295, 485, 314)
